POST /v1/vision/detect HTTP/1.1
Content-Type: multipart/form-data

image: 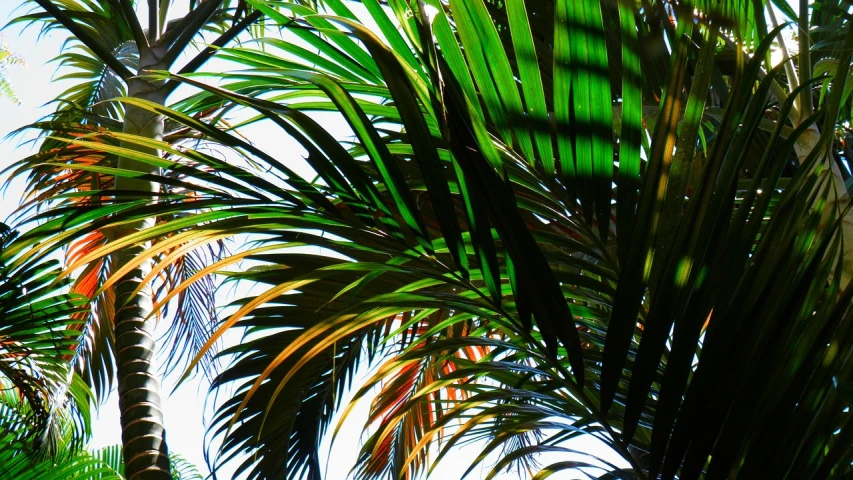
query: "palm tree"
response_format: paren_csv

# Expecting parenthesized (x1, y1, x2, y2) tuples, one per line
(10, 0, 853, 478)
(7, 1, 267, 477)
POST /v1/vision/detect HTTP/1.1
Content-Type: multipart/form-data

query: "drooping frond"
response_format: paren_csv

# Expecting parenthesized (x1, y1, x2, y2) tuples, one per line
(0, 222, 93, 462)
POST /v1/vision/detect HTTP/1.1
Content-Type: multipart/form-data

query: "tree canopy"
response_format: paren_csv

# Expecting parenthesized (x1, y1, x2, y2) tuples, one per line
(2, 0, 853, 479)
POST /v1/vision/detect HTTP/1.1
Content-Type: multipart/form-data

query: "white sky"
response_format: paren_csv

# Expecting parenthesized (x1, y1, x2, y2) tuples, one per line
(0, 1, 650, 479)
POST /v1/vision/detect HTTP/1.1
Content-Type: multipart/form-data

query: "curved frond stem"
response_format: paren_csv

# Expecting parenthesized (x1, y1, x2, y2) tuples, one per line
(159, 0, 224, 66)
(162, 9, 265, 97)
(118, 0, 149, 52)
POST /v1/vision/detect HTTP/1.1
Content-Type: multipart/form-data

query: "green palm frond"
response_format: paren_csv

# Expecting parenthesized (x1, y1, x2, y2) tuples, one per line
(0, 223, 96, 476)
(0, 435, 123, 480)
(60, 443, 204, 480)
(170, 453, 204, 480)
(50, 41, 138, 119)
(0, 222, 92, 456)
(0, 437, 204, 480)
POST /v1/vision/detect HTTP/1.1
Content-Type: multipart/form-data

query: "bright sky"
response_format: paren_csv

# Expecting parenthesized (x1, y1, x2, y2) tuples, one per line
(0, 2, 635, 479)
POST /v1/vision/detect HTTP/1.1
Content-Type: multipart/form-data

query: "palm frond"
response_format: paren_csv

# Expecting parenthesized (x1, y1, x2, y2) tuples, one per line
(0, 222, 93, 465)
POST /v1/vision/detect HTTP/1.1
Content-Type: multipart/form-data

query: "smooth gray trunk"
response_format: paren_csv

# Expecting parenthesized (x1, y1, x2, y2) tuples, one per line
(113, 47, 172, 480)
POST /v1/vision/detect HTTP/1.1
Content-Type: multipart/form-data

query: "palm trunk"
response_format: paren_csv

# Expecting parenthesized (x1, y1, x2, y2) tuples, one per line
(112, 47, 172, 480)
